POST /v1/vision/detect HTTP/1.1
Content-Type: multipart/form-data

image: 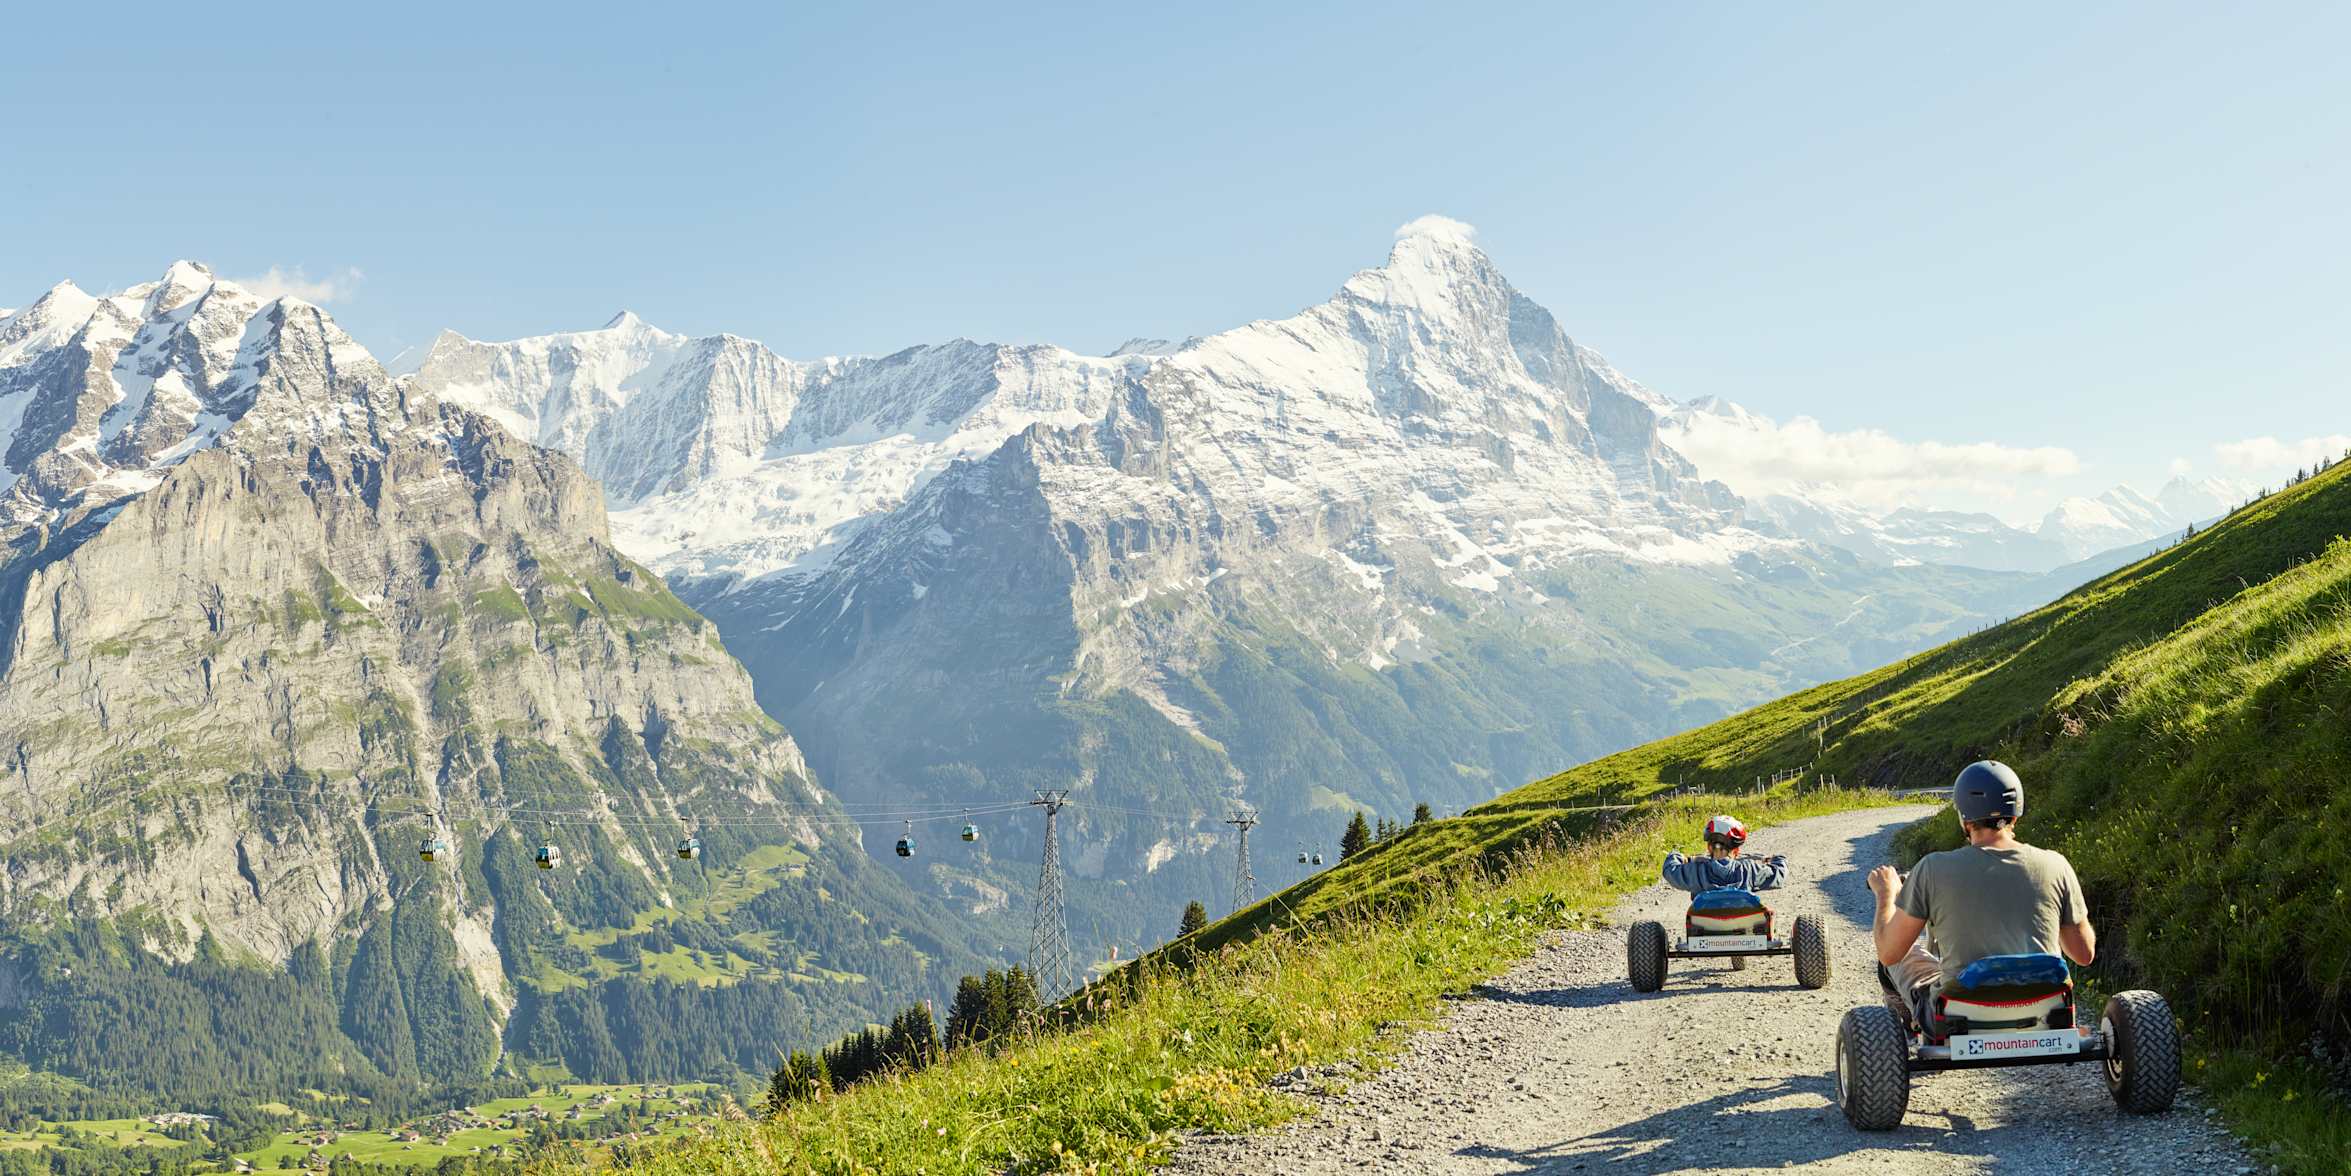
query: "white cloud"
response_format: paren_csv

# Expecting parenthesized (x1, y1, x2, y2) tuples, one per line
(2167, 457, 2195, 477)
(2213, 434, 2351, 476)
(1661, 410, 2079, 513)
(1394, 214, 1477, 246)
(229, 265, 364, 304)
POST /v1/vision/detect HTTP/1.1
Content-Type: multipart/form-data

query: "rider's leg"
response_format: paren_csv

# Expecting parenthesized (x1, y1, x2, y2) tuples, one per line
(1879, 940, 1940, 1029)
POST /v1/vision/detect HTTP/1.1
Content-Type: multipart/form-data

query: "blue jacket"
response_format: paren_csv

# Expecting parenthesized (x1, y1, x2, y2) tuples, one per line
(1662, 851, 1788, 893)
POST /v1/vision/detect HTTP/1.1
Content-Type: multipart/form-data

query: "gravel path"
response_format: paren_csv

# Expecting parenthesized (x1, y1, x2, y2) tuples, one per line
(1171, 806, 2259, 1174)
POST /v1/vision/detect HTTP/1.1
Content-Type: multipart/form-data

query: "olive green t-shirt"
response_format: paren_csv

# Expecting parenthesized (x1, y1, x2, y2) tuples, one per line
(1897, 842, 2089, 988)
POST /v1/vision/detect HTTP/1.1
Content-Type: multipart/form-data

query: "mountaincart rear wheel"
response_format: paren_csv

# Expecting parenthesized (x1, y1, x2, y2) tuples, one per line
(2102, 990, 2180, 1114)
(1627, 920, 1668, 993)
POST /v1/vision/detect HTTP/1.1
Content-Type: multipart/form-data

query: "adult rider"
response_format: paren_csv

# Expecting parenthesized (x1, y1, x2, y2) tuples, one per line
(1866, 760, 2097, 1027)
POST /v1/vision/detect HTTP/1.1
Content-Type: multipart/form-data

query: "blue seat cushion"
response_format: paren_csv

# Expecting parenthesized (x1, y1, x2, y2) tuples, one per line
(1952, 953, 2069, 991)
(1689, 888, 1763, 912)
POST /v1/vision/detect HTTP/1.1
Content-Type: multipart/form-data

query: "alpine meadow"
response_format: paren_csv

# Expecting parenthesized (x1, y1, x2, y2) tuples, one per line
(2, 6, 2347, 1171)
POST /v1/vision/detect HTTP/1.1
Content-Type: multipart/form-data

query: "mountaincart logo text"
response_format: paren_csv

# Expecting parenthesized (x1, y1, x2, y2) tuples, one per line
(1960, 1033, 2076, 1058)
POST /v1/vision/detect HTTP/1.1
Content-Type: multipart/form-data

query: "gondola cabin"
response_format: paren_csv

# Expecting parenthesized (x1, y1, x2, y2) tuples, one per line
(1297, 850, 1309, 864)
(960, 824, 980, 843)
(535, 843, 562, 870)
(419, 837, 451, 863)
(1311, 853, 1324, 866)
(677, 836, 702, 860)
(895, 835, 916, 858)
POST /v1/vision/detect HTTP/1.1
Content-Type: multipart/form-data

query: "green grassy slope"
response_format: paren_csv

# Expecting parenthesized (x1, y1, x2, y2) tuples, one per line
(571, 463, 2351, 1175)
(1056, 455, 2351, 1168)
(1479, 459, 2350, 1169)
(1476, 461, 2351, 1056)
(538, 790, 1894, 1176)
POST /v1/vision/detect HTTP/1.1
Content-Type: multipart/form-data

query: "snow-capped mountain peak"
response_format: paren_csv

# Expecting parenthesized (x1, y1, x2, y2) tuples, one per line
(2032, 477, 2247, 560)
(414, 219, 1741, 588)
(2155, 475, 2251, 521)
(1338, 217, 1512, 326)
(1, 264, 268, 511)
(133, 259, 219, 316)
(0, 263, 484, 546)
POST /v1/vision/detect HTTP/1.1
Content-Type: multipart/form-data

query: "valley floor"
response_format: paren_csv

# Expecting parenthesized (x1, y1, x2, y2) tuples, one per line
(1169, 807, 2257, 1175)
(0, 1083, 725, 1172)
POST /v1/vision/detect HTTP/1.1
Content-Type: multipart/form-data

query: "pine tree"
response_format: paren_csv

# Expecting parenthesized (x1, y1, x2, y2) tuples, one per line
(1340, 811, 1371, 861)
(765, 1049, 828, 1114)
(937, 966, 1044, 1051)
(1179, 901, 1208, 937)
(982, 970, 1014, 1044)
(884, 1004, 939, 1071)
(1412, 802, 1433, 825)
(1002, 966, 1039, 1034)
(945, 974, 989, 1049)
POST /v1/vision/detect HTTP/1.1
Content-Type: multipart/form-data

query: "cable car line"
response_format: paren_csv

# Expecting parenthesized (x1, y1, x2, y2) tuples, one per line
(215, 779, 997, 816)
(212, 781, 1032, 824)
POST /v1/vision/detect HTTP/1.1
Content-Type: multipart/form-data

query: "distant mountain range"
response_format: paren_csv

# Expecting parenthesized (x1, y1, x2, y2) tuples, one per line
(403, 225, 2167, 956)
(1659, 397, 2248, 571)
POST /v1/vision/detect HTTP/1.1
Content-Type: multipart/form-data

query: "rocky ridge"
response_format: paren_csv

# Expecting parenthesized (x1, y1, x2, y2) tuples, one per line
(0, 266, 984, 1097)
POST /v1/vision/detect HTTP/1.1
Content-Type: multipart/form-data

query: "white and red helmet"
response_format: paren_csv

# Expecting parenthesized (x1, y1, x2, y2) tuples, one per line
(1703, 814, 1748, 850)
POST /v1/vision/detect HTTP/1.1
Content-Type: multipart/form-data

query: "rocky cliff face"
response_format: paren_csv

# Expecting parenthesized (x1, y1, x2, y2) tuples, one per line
(0, 268, 986, 1099)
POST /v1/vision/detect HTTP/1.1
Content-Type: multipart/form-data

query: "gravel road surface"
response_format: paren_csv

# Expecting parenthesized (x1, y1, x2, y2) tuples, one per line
(1171, 805, 2258, 1174)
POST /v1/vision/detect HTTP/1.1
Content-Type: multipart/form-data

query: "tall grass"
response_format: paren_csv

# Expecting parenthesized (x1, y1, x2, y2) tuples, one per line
(561, 791, 1891, 1175)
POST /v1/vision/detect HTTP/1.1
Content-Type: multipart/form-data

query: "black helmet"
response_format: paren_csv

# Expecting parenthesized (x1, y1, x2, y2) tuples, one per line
(1952, 760, 2023, 824)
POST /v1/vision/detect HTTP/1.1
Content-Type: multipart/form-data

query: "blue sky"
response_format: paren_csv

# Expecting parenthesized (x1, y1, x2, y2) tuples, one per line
(4, 1, 2344, 521)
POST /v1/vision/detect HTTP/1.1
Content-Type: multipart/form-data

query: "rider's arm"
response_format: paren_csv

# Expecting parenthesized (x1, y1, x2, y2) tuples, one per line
(2059, 920, 2096, 966)
(1874, 906, 1926, 967)
(2055, 855, 2095, 965)
(1752, 854, 1789, 891)
(1660, 851, 1693, 892)
(1874, 862, 1928, 967)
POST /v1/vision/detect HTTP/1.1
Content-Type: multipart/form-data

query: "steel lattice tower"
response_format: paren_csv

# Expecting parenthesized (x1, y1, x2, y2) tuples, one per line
(1224, 806, 1259, 914)
(1027, 790, 1075, 998)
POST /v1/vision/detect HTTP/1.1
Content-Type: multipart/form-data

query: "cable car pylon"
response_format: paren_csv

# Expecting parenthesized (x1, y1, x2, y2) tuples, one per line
(1224, 805, 1258, 914)
(1026, 790, 1074, 999)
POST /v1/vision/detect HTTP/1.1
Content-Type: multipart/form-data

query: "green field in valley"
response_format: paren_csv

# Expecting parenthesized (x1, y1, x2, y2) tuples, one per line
(0, 1083, 730, 1172)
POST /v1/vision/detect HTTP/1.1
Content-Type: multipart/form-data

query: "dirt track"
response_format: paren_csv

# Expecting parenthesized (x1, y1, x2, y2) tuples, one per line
(1171, 806, 2260, 1174)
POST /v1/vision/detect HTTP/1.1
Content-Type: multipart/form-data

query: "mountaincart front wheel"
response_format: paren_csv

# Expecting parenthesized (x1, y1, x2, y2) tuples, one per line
(1836, 1006, 1911, 1130)
(1793, 915, 1831, 989)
